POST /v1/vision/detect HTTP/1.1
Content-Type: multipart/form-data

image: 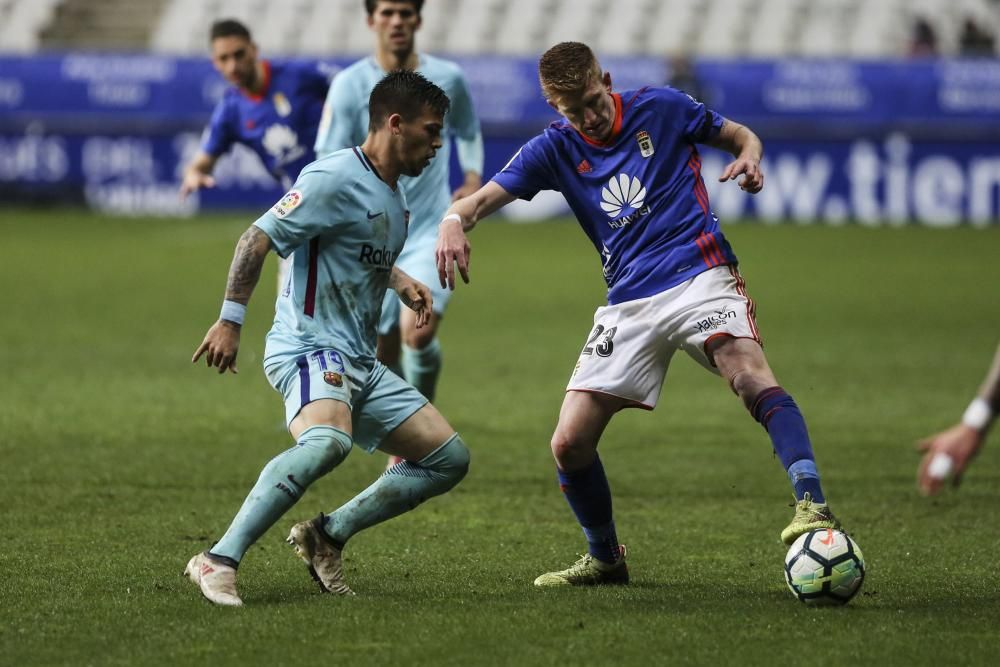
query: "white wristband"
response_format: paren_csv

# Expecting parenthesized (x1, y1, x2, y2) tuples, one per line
(442, 213, 462, 226)
(961, 397, 993, 431)
(220, 300, 246, 326)
(927, 452, 954, 480)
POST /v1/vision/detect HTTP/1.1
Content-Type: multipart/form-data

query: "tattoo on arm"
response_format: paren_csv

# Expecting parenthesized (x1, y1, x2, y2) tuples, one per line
(225, 226, 272, 305)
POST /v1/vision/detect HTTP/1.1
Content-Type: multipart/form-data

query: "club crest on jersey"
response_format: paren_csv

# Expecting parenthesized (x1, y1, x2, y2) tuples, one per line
(272, 189, 303, 218)
(636, 130, 654, 158)
(323, 371, 343, 387)
(272, 92, 292, 117)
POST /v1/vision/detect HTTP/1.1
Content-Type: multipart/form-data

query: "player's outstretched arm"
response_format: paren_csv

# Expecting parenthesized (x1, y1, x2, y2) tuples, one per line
(917, 342, 1000, 495)
(706, 120, 764, 194)
(390, 267, 433, 330)
(192, 225, 273, 374)
(436, 181, 516, 290)
(179, 151, 219, 199)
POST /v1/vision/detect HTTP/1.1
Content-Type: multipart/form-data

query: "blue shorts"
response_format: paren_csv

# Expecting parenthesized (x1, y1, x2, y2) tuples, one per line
(264, 349, 428, 452)
(377, 230, 453, 335)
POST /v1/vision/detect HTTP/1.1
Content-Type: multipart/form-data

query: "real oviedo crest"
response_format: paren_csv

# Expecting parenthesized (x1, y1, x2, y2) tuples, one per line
(636, 130, 654, 158)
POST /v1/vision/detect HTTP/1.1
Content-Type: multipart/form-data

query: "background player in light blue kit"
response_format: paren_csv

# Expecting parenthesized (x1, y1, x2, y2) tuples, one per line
(184, 71, 470, 606)
(315, 0, 483, 420)
(437, 42, 844, 586)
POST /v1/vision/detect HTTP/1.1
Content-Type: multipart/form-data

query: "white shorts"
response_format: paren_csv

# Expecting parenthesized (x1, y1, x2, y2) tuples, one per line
(566, 265, 761, 409)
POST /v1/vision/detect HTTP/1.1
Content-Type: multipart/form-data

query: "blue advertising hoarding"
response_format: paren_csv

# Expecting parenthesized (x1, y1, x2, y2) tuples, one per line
(0, 53, 997, 224)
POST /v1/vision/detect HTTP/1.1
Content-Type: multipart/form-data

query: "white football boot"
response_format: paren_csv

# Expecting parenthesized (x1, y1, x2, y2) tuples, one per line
(183, 552, 243, 607)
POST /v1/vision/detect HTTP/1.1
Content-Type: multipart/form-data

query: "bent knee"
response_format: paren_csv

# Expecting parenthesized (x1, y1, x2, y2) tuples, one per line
(298, 424, 353, 474)
(550, 430, 595, 464)
(426, 433, 470, 480)
(402, 326, 438, 350)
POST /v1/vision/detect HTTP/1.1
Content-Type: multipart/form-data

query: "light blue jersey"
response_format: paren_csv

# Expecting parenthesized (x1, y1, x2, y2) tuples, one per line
(315, 54, 483, 248)
(254, 146, 409, 370)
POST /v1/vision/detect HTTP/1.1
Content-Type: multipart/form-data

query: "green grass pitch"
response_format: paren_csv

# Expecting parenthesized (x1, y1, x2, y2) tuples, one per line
(2, 208, 999, 666)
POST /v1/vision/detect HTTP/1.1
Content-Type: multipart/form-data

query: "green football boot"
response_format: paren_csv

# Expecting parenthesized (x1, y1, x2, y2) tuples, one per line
(781, 492, 842, 545)
(533, 546, 629, 587)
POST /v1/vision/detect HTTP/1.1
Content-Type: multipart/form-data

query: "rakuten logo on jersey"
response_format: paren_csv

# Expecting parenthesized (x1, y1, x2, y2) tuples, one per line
(359, 243, 395, 271)
(601, 173, 650, 229)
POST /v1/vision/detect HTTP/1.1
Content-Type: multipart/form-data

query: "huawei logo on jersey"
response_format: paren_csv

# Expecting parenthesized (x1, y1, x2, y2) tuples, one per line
(600, 174, 646, 218)
(262, 124, 306, 166)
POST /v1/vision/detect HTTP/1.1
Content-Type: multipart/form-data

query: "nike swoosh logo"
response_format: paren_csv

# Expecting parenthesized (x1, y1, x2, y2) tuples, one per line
(818, 529, 834, 545)
(366, 211, 382, 220)
(286, 474, 305, 493)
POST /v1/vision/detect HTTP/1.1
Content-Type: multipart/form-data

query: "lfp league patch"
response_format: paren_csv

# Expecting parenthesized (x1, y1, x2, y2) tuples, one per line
(272, 189, 303, 218)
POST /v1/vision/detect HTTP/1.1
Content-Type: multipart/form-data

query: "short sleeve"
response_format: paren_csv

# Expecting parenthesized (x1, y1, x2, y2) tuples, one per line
(314, 71, 362, 157)
(490, 134, 558, 201)
(662, 87, 725, 144)
(253, 168, 345, 258)
(447, 70, 484, 175)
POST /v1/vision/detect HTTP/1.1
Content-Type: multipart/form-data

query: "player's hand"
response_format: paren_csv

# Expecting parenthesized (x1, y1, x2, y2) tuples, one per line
(719, 155, 763, 194)
(916, 423, 985, 496)
(192, 320, 241, 374)
(436, 217, 471, 290)
(396, 279, 433, 329)
(179, 171, 217, 199)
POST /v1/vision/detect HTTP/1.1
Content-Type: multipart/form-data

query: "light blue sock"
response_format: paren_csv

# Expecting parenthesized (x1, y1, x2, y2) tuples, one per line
(211, 425, 352, 563)
(322, 434, 470, 547)
(402, 337, 442, 402)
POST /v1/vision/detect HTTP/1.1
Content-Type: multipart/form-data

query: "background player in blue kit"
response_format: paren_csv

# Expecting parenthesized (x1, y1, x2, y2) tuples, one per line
(184, 71, 470, 606)
(179, 19, 328, 199)
(179, 19, 329, 291)
(436, 42, 843, 586)
(315, 0, 483, 420)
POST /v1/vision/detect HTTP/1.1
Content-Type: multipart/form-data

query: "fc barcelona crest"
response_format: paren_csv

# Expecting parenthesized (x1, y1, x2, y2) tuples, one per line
(323, 371, 343, 387)
(636, 130, 654, 158)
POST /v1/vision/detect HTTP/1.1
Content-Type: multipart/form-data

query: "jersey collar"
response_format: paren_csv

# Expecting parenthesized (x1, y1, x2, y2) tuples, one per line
(241, 60, 271, 102)
(574, 93, 623, 148)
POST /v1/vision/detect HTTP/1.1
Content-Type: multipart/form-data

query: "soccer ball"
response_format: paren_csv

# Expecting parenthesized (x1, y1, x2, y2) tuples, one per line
(784, 528, 865, 605)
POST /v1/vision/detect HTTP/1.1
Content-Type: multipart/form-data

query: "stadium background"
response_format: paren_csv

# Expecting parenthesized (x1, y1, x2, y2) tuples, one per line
(2, 0, 999, 223)
(2, 1, 1000, 666)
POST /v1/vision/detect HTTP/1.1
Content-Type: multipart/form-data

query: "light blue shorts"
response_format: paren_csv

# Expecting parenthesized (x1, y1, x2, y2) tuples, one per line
(264, 349, 428, 452)
(377, 230, 453, 335)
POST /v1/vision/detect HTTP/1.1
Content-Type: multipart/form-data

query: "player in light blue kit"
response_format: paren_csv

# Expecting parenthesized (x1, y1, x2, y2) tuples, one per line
(315, 0, 483, 414)
(437, 43, 844, 587)
(184, 71, 470, 606)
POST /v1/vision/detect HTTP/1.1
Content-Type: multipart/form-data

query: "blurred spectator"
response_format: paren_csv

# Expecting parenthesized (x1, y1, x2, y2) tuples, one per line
(958, 18, 996, 57)
(909, 17, 939, 57)
(666, 55, 708, 104)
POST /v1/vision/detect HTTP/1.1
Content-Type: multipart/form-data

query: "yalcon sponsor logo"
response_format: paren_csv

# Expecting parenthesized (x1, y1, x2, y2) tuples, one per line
(694, 308, 736, 333)
(359, 243, 395, 269)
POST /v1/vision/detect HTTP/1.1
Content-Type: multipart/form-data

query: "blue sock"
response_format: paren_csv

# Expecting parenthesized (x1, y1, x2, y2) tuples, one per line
(402, 338, 442, 402)
(750, 387, 825, 502)
(557, 456, 621, 564)
(211, 425, 352, 563)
